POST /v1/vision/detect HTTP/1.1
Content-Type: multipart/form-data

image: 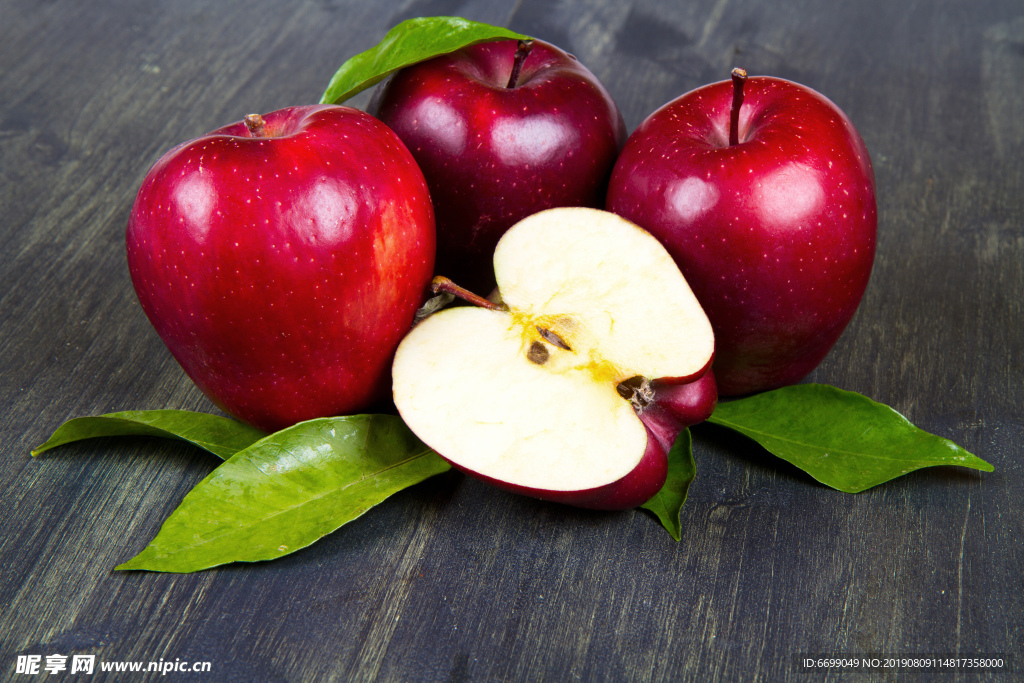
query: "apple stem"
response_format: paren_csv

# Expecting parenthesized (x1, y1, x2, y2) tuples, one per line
(431, 276, 505, 311)
(729, 68, 747, 147)
(506, 39, 535, 89)
(244, 114, 268, 138)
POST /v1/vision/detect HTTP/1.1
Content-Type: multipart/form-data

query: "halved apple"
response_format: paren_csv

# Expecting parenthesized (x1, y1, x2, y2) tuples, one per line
(392, 207, 715, 510)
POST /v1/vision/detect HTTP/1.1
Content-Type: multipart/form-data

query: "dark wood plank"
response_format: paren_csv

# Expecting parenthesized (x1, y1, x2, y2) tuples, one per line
(1, 0, 1020, 680)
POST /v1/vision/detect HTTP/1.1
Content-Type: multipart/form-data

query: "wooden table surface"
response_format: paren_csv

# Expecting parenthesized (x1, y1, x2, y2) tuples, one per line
(2, 0, 1021, 680)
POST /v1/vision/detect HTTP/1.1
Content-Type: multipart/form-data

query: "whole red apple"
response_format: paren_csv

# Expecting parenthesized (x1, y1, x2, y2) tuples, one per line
(607, 71, 876, 395)
(125, 105, 435, 432)
(370, 38, 627, 294)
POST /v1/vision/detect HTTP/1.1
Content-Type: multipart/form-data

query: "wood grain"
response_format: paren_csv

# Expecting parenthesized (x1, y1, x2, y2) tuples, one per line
(1, 0, 1020, 680)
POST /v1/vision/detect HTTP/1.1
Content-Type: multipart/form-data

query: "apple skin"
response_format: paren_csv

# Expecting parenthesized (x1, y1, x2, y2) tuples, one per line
(370, 39, 627, 294)
(125, 105, 435, 432)
(607, 76, 877, 395)
(641, 370, 718, 453)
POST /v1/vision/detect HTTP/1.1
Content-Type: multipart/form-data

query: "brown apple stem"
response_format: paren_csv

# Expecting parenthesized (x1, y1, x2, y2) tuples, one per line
(431, 276, 505, 311)
(506, 39, 535, 89)
(729, 68, 748, 147)
(244, 113, 267, 138)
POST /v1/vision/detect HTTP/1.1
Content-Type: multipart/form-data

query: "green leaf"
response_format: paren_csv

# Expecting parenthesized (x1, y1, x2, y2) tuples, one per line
(320, 16, 529, 104)
(31, 410, 266, 460)
(116, 414, 450, 573)
(707, 384, 994, 493)
(641, 429, 696, 541)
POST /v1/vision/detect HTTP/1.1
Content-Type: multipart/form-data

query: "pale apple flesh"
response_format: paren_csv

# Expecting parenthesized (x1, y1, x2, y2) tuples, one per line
(392, 208, 714, 510)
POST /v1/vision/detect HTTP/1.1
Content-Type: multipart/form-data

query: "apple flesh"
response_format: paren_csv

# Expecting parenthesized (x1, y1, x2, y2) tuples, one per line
(391, 208, 715, 510)
(607, 73, 876, 395)
(126, 105, 435, 432)
(370, 38, 627, 295)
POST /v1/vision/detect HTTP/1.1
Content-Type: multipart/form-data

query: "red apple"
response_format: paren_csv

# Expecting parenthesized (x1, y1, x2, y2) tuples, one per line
(125, 105, 435, 432)
(607, 71, 877, 395)
(392, 208, 716, 510)
(370, 38, 627, 294)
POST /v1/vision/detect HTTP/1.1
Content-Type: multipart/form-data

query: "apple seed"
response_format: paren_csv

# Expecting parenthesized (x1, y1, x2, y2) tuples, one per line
(536, 326, 572, 351)
(527, 341, 549, 365)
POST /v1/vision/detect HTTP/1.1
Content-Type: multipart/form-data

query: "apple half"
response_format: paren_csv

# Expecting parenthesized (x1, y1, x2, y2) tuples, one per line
(392, 208, 715, 510)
